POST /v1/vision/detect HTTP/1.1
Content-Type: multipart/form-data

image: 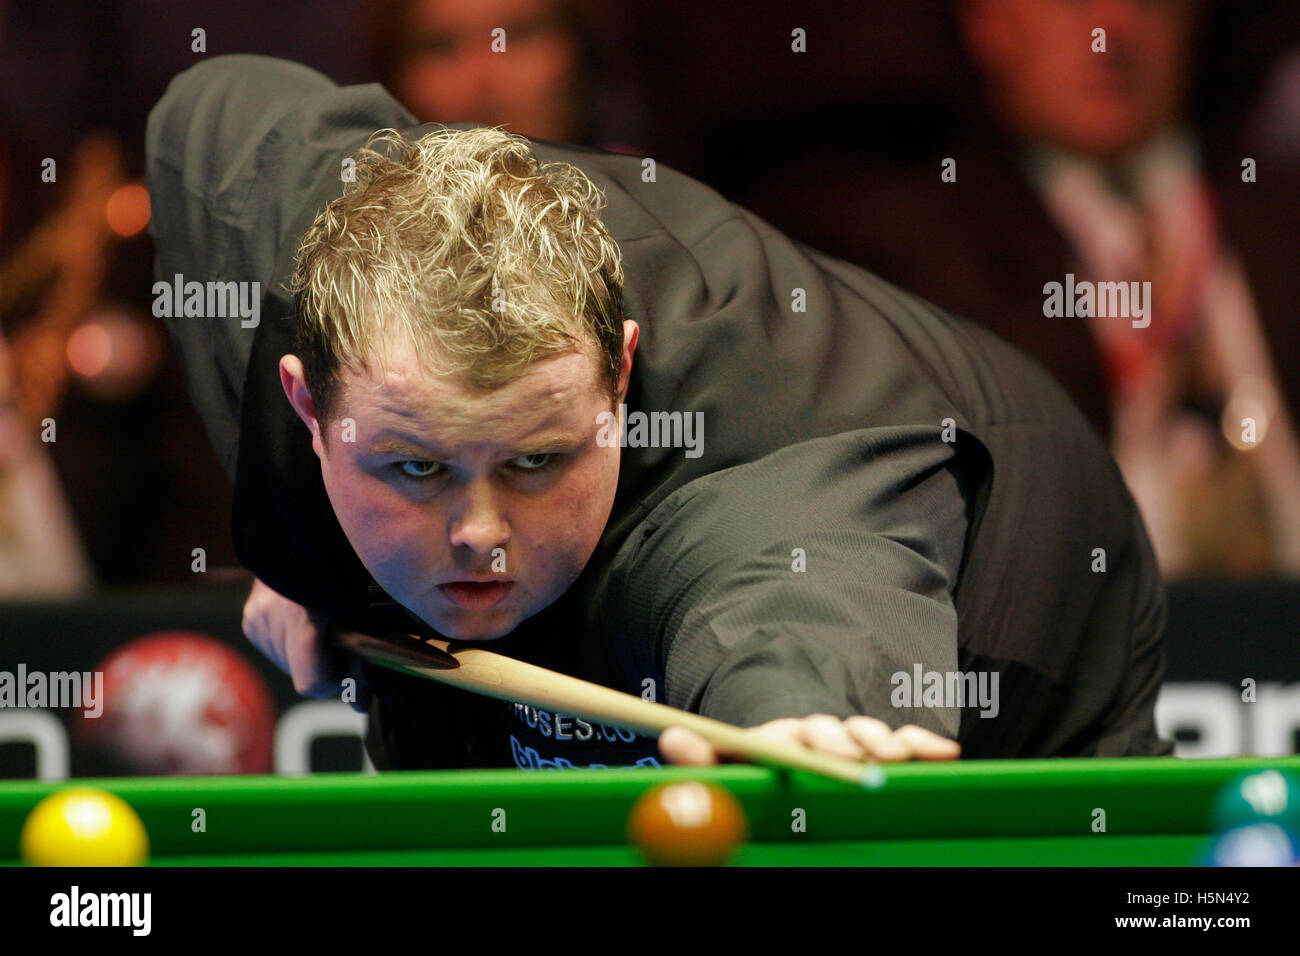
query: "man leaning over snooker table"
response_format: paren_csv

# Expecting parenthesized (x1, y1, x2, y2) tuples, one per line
(145, 55, 1173, 772)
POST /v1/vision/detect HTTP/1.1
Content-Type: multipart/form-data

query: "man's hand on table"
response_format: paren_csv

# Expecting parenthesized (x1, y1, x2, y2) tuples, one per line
(659, 715, 961, 766)
(241, 577, 371, 712)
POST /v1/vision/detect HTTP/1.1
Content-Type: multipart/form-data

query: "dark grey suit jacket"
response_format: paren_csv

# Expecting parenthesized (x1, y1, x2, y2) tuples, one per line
(147, 55, 1172, 766)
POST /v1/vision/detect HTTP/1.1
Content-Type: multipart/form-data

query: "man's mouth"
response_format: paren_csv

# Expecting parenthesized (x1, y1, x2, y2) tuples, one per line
(437, 581, 515, 610)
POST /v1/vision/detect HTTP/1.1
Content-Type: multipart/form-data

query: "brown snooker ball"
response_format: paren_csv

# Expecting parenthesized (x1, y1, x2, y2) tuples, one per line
(627, 781, 749, 866)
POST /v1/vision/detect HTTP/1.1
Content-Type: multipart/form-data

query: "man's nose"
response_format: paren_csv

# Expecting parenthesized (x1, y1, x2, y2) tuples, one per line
(446, 479, 510, 554)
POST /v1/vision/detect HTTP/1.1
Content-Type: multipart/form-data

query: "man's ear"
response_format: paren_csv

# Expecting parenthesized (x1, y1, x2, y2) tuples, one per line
(279, 354, 327, 458)
(616, 320, 639, 403)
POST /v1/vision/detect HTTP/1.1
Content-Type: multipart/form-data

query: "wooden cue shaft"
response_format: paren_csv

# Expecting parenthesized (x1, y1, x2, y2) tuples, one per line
(358, 634, 882, 787)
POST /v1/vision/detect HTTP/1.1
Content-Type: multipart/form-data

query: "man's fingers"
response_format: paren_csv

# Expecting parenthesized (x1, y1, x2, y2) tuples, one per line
(796, 714, 866, 761)
(658, 726, 719, 766)
(894, 724, 962, 760)
(661, 718, 961, 770)
(845, 716, 910, 761)
(285, 625, 331, 696)
(241, 578, 295, 676)
(748, 718, 804, 746)
(247, 630, 291, 678)
(248, 635, 288, 677)
(755, 715, 960, 763)
(241, 577, 367, 702)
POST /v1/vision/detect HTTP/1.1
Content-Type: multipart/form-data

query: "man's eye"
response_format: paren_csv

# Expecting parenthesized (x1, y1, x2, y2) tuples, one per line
(397, 460, 443, 479)
(510, 453, 554, 471)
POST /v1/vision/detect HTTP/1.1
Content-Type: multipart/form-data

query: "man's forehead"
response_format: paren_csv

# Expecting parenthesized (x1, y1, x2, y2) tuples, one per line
(340, 345, 605, 432)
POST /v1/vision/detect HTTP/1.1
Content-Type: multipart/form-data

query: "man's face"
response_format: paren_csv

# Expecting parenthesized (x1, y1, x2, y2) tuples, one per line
(285, 323, 636, 641)
(962, 0, 1199, 159)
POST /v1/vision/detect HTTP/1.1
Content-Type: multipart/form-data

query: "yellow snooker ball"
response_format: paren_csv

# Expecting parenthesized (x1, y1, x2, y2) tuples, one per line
(20, 788, 149, 867)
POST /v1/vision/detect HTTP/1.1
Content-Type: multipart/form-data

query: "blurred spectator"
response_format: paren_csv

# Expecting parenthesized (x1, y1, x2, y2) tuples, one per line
(365, 0, 636, 148)
(0, 133, 121, 599)
(0, 325, 92, 597)
(0, 124, 238, 589)
(1243, 51, 1300, 161)
(733, 0, 1300, 578)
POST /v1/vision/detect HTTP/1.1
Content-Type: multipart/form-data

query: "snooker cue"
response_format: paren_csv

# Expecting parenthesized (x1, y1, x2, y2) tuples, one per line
(338, 631, 886, 788)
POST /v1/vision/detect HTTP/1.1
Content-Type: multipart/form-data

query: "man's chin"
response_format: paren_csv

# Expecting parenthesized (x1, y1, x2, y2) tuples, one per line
(431, 613, 519, 643)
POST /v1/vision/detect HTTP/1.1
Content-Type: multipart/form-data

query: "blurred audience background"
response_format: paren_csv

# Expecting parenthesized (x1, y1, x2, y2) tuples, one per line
(1, 0, 1297, 593)
(362, 0, 644, 149)
(726, 0, 1300, 578)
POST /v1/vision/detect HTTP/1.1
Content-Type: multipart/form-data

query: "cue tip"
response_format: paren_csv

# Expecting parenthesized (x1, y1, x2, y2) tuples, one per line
(859, 765, 886, 790)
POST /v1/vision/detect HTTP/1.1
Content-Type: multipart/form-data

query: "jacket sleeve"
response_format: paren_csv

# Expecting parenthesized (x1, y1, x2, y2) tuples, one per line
(608, 427, 971, 738)
(1090, 506, 1175, 757)
(144, 54, 415, 477)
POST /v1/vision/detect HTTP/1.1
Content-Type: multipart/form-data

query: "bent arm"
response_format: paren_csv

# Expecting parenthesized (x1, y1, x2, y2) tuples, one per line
(1091, 507, 1174, 757)
(612, 427, 970, 739)
(144, 54, 415, 477)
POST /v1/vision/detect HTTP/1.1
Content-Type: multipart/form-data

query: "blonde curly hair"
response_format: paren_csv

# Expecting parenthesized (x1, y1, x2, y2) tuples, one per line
(289, 126, 625, 424)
